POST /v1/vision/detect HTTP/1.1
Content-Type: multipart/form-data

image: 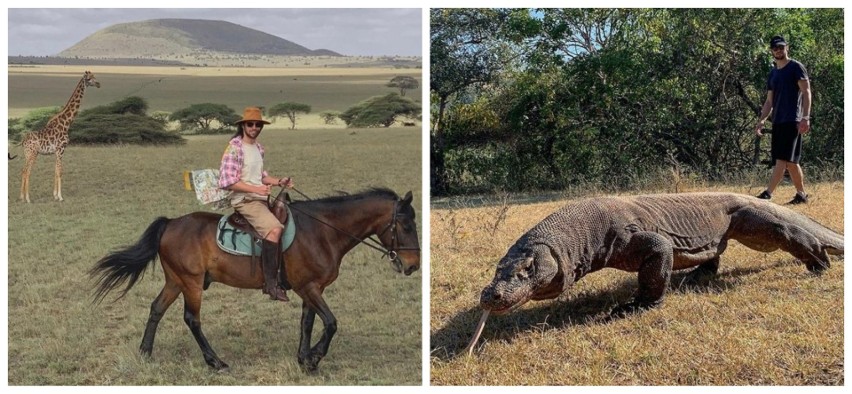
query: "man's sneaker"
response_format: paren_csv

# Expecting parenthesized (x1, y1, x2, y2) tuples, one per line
(756, 190, 772, 200)
(787, 191, 809, 205)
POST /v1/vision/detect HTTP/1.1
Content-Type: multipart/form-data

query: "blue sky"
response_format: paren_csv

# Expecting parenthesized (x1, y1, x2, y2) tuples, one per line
(7, 8, 422, 57)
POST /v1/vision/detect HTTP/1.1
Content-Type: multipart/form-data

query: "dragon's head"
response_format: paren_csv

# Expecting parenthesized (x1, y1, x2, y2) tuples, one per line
(479, 242, 568, 315)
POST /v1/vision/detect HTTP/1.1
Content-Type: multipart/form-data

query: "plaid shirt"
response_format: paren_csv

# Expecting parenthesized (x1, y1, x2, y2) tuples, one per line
(218, 136, 268, 189)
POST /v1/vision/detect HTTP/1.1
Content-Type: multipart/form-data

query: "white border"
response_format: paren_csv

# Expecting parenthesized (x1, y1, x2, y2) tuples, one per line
(4, 1, 851, 392)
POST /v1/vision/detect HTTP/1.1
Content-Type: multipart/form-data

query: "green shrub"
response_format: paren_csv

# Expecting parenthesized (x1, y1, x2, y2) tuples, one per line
(8, 106, 60, 142)
(66, 96, 184, 145)
(70, 114, 184, 145)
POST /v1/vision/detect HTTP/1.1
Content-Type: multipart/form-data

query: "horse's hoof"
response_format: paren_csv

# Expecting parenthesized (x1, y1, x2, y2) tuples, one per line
(301, 363, 319, 374)
(298, 353, 322, 374)
(214, 362, 230, 373)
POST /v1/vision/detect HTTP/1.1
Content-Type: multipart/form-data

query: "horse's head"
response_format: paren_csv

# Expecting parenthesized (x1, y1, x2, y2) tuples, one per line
(378, 191, 421, 276)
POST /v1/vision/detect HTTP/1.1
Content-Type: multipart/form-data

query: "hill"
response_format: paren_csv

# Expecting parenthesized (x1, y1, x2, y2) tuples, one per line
(58, 18, 342, 59)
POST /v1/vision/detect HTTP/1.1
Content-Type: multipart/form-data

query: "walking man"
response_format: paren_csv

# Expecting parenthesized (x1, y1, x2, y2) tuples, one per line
(755, 35, 812, 204)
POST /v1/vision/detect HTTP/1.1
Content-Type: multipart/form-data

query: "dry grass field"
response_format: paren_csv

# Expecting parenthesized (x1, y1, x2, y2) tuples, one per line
(6, 126, 422, 385)
(430, 182, 844, 385)
(7, 65, 422, 120)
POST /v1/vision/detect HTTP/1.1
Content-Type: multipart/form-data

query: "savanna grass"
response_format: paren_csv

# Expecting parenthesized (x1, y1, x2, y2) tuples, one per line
(7, 126, 422, 385)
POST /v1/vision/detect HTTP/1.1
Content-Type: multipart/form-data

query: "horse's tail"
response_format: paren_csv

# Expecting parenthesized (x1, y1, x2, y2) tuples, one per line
(89, 217, 171, 303)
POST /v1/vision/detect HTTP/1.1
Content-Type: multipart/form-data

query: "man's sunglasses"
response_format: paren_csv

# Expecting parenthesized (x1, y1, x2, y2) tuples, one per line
(244, 121, 264, 128)
(771, 46, 786, 51)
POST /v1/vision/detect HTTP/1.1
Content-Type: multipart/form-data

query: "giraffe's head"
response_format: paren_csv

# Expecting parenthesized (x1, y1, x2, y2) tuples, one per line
(84, 71, 101, 89)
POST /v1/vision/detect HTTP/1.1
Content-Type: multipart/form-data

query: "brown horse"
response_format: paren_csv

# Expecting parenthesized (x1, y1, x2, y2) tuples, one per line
(90, 188, 420, 372)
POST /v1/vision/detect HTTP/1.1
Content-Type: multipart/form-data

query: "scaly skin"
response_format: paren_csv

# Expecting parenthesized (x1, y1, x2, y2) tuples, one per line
(480, 192, 844, 317)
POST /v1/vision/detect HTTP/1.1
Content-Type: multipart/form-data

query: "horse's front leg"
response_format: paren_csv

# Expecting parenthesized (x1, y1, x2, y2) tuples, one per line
(298, 285, 337, 373)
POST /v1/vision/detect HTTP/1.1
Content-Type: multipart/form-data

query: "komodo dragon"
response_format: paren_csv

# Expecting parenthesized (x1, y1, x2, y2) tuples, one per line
(464, 192, 844, 354)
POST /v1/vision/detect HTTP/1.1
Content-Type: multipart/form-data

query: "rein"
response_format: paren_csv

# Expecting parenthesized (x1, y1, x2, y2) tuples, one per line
(285, 187, 419, 261)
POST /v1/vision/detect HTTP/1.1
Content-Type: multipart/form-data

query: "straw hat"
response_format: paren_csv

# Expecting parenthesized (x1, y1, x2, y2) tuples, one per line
(234, 107, 271, 125)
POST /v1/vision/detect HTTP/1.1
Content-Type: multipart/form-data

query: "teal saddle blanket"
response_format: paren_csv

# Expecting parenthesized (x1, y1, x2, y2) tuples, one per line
(216, 208, 296, 256)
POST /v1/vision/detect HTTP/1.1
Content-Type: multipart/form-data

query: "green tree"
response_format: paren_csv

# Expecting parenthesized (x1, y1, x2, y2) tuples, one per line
(430, 8, 512, 194)
(386, 75, 420, 96)
(70, 114, 184, 145)
(81, 96, 148, 116)
(151, 111, 172, 124)
(268, 102, 312, 130)
(318, 110, 341, 125)
(340, 93, 420, 128)
(67, 97, 184, 145)
(431, 8, 844, 195)
(169, 103, 239, 133)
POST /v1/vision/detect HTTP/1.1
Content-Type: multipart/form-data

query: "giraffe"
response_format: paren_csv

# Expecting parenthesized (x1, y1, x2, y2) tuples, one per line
(19, 70, 100, 203)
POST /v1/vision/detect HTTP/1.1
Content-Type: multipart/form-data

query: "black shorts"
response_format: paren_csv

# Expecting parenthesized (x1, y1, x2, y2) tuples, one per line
(771, 122, 803, 163)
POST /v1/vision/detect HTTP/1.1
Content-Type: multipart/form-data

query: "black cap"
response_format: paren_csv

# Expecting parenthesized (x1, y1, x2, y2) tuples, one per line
(770, 35, 787, 48)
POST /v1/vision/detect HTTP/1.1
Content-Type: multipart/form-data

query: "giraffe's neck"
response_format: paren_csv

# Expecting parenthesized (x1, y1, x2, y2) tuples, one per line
(48, 76, 88, 132)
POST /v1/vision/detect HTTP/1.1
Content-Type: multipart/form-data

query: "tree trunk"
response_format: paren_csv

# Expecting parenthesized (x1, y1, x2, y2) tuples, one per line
(431, 96, 448, 195)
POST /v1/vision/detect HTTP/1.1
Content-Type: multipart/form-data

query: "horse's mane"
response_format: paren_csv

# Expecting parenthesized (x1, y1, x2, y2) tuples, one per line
(291, 187, 399, 207)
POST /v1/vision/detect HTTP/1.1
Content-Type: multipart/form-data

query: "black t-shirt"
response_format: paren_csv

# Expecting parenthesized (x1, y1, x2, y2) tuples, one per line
(766, 59, 808, 124)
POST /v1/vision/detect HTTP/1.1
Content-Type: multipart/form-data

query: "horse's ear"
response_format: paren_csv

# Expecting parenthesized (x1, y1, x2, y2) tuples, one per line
(401, 191, 413, 206)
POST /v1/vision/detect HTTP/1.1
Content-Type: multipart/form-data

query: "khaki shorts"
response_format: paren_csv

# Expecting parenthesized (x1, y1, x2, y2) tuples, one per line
(233, 199, 283, 238)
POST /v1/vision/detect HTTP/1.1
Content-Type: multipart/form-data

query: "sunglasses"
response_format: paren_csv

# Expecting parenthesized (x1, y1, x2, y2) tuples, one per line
(244, 121, 264, 128)
(771, 46, 786, 51)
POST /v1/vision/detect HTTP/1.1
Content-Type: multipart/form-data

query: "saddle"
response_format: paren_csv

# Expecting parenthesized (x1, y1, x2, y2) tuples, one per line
(217, 191, 296, 256)
(215, 191, 295, 291)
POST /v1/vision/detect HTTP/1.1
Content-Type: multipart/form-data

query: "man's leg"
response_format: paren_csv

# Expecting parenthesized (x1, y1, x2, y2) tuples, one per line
(766, 160, 788, 194)
(786, 162, 806, 193)
(235, 200, 289, 301)
(261, 226, 289, 301)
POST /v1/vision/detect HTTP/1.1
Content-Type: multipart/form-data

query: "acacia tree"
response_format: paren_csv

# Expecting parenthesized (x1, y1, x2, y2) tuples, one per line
(169, 103, 239, 132)
(339, 93, 420, 128)
(386, 76, 420, 96)
(63, 96, 184, 145)
(318, 110, 341, 125)
(268, 102, 312, 130)
(83, 96, 149, 116)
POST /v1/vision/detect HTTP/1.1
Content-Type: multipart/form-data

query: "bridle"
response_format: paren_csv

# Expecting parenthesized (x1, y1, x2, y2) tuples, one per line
(367, 200, 422, 264)
(285, 189, 421, 265)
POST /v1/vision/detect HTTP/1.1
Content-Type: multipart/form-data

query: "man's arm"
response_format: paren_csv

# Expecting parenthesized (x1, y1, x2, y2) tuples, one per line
(755, 90, 774, 136)
(797, 78, 812, 134)
(262, 175, 294, 188)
